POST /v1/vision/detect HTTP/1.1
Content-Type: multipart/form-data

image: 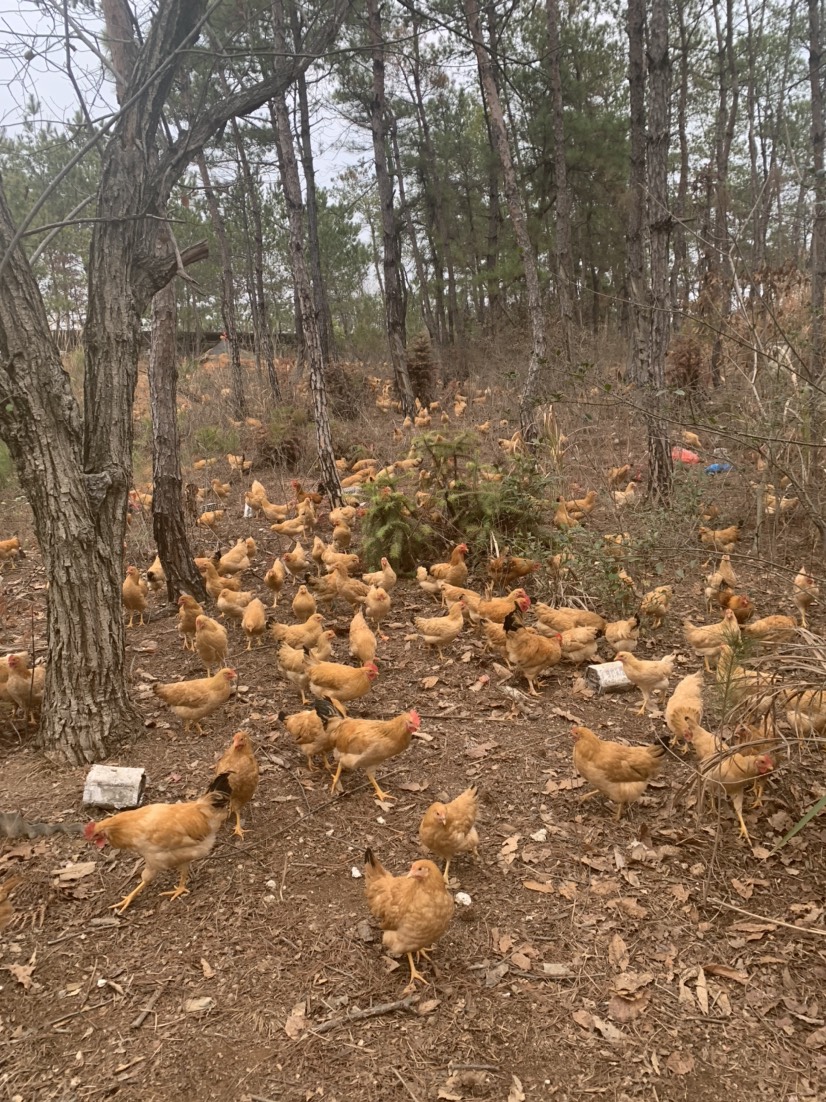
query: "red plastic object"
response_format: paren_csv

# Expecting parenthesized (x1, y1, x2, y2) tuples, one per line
(671, 446, 700, 464)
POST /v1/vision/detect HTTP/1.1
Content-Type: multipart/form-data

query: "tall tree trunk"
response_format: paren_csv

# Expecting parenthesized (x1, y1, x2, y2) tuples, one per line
(271, 0, 342, 506)
(671, 0, 691, 324)
(366, 0, 415, 417)
(544, 0, 574, 361)
(646, 0, 674, 504)
(626, 0, 648, 383)
(390, 118, 438, 341)
(810, 0, 826, 384)
(463, 0, 546, 439)
(290, 4, 336, 367)
(196, 153, 247, 419)
(149, 242, 207, 605)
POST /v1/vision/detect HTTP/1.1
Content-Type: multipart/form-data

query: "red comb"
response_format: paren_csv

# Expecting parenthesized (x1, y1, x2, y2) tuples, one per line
(409, 709, 421, 728)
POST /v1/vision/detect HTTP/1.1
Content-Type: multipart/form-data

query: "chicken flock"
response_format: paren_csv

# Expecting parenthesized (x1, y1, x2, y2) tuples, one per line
(2, 423, 820, 995)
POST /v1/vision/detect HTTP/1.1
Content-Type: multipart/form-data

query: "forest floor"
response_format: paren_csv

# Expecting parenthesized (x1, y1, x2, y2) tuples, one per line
(0, 385, 824, 1102)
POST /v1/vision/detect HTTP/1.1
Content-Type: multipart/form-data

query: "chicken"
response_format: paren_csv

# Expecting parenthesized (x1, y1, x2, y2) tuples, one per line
(783, 687, 826, 740)
(716, 555, 738, 587)
(416, 565, 442, 598)
(216, 588, 254, 623)
(487, 553, 541, 589)
(560, 625, 600, 664)
(197, 560, 242, 600)
(216, 539, 251, 576)
(793, 566, 819, 627)
(270, 612, 326, 650)
(604, 615, 641, 654)
(699, 522, 741, 553)
(0, 536, 22, 568)
(177, 594, 204, 650)
(331, 521, 352, 551)
(264, 559, 286, 607)
(279, 699, 338, 771)
(719, 592, 755, 624)
(481, 618, 508, 659)
(742, 614, 797, 645)
(210, 477, 231, 501)
(283, 542, 308, 581)
(330, 504, 358, 527)
(327, 709, 419, 800)
(215, 730, 259, 837)
(603, 532, 631, 561)
(322, 547, 362, 576)
(683, 609, 741, 670)
(419, 787, 479, 882)
(565, 489, 598, 519)
(349, 608, 377, 665)
(226, 454, 252, 474)
(363, 848, 454, 991)
(196, 509, 225, 530)
(639, 585, 672, 629)
(503, 610, 563, 695)
(241, 598, 267, 650)
(414, 600, 464, 659)
(611, 482, 637, 507)
(194, 615, 228, 674)
(683, 722, 774, 843)
(292, 584, 317, 622)
(361, 556, 397, 593)
(553, 497, 578, 529)
(682, 430, 702, 449)
(534, 604, 606, 633)
(716, 645, 774, 713)
(6, 654, 45, 723)
(153, 668, 236, 733)
(473, 589, 531, 626)
(308, 659, 379, 712)
(83, 773, 232, 913)
(428, 543, 469, 587)
(310, 628, 336, 661)
(681, 715, 723, 761)
(664, 671, 704, 743)
(122, 565, 148, 627)
(277, 642, 312, 702)
(192, 457, 217, 471)
(364, 585, 391, 630)
(571, 725, 665, 819)
(245, 479, 270, 514)
(608, 464, 631, 488)
(615, 650, 676, 715)
(440, 582, 482, 614)
(146, 554, 166, 594)
(291, 479, 324, 505)
(270, 516, 306, 539)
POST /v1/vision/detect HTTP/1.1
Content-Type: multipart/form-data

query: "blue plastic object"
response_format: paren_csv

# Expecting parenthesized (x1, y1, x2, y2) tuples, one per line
(704, 462, 732, 475)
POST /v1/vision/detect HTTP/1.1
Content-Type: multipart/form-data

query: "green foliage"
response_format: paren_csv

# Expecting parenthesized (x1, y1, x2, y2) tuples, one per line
(360, 477, 434, 574)
(193, 424, 240, 457)
(557, 526, 638, 615)
(256, 406, 310, 468)
(0, 442, 15, 489)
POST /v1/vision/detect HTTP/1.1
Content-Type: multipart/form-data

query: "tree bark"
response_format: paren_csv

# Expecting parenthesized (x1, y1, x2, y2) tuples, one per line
(0, 0, 347, 761)
(463, 0, 546, 439)
(646, 0, 674, 504)
(390, 117, 438, 342)
(149, 240, 207, 605)
(271, 0, 343, 507)
(290, 4, 336, 368)
(544, 0, 574, 362)
(366, 0, 415, 417)
(196, 153, 246, 419)
(625, 0, 648, 383)
(810, 0, 826, 383)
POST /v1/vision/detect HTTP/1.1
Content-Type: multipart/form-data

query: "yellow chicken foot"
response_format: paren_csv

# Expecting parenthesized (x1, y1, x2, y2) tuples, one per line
(578, 790, 600, 803)
(402, 951, 429, 992)
(232, 811, 247, 839)
(159, 870, 190, 902)
(329, 763, 343, 793)
(139, 612, 145, 626)
(126, 612, 135, 628)
(110, 881, 147, 914)
(613, 801, 626, 821)
(246, 639, 252, 651)
(367, 772, 394, 803)
(442, 858, 452, 884)
(750, 781, 765, 810)
(734, 806, 752, 845)
(527, 680, 540, 697)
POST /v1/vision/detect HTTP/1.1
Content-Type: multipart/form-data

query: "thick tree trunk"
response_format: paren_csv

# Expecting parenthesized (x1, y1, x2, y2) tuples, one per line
(544, 0, 574, 361)
(390, 119, 438, 342)
(149, 247, 207, 605)
(671, 0, 690, 324)
(646, 0, 674, 505)
(810, 0, 826, 383)
(271, 0, 343, 507)
(366, 0, 415, 417)
(626, 0, 648, 383)
(464, 0, 546, 439)
(196, 153, 247, 419)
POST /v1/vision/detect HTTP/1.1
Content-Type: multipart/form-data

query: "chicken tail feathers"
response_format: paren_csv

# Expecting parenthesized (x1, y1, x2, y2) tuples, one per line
(312, 697, 337, 723)
(208, 771, 233, 798)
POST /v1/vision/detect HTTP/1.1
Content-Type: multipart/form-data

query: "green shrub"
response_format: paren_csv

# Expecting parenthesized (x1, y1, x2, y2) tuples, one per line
(193, 424, 240, 457)
(360, 476, 435, 573)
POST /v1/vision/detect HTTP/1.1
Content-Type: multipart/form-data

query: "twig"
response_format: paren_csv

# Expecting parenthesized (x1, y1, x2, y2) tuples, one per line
(49, 999, 112, 1027)
(705, 897, 826, 938)
(131, 985, 164, 1029)
(446, 1063, 500, 1072)
(392, 1066, 422, 1102)
(303, 994, 419, 1037)
(249, 1096, 281, 1102)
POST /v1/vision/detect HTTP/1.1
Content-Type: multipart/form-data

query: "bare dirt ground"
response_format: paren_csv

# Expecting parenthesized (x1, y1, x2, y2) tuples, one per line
(0, 406, 824, 1102)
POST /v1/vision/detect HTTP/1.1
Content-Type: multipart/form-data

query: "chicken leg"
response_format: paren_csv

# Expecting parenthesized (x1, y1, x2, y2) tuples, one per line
(442, 858, 452, 884)
(329, 762, 343, 793)
(731, 794, 752, 845)
(232, 809, 247, 838)
(111, 867, 155, 914)
(159, 867, 190, 902)
(366, 771, 394, 803)
(403, 951, 429, 992)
